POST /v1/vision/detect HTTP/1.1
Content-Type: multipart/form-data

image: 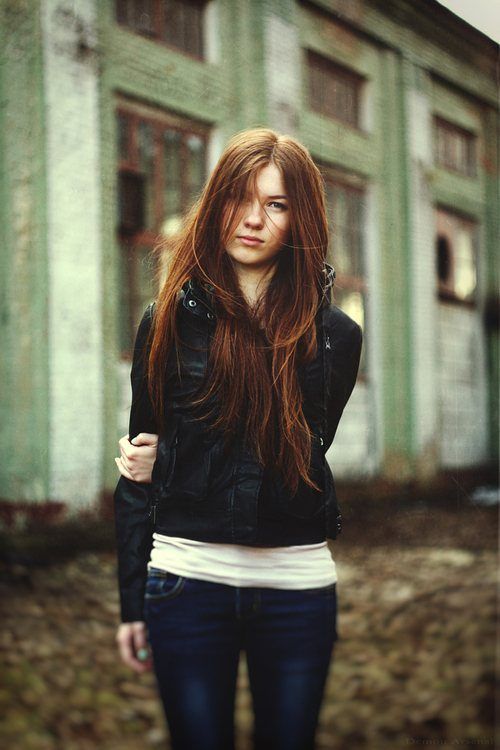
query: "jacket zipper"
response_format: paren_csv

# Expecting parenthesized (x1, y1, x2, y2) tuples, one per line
(149, 492, 159, 527)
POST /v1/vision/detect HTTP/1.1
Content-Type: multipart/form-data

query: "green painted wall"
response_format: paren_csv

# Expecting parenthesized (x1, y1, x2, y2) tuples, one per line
(0, 0, 49, 502)
(0, 0, 497, 504)
(377, 49, 414, 477)
(97, 0, 498, 492)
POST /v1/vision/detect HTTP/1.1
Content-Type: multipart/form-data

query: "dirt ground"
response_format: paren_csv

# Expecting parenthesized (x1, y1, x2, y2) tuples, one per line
(0, 494, 497, 750)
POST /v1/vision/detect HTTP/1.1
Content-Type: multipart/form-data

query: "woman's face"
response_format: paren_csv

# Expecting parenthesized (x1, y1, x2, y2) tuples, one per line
(223, 163, 290, 275)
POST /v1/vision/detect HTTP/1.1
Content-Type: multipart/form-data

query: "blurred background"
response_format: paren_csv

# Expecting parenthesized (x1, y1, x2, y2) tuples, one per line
(0, 0, 498, 748)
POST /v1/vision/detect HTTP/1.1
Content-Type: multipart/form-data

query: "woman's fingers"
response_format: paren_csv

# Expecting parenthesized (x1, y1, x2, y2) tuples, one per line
(118, 440, 135, 471)
(118, 434, 135, 463)
(115, 455, 153, 484)
(115, 456, 135, 481)
(116, 433, 157, 483)
(119, 434, 157, 462)
(116, 622, 152, 673)
(133, 626, 153, 668)
(130, 432, 159, 447)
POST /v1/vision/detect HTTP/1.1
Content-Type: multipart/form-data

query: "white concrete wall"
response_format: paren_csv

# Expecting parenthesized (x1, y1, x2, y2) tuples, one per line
(41, 0, 103, 508)
(264, 14, 301, 135)
(437, 304, 489, 467)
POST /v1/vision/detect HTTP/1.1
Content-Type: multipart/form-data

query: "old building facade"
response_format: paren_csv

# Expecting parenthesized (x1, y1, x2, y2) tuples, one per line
(0, 0, 498, 518)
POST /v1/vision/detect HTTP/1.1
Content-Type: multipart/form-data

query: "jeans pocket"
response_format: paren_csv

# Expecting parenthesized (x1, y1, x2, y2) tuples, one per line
(144, 568, 186, 601)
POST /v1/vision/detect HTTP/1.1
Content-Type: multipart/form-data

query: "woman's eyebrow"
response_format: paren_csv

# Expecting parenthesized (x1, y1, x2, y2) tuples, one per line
(267, 194, 288, 199)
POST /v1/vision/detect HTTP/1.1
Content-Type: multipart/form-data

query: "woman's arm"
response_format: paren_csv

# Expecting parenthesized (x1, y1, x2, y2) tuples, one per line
(113, 303, 158, 626)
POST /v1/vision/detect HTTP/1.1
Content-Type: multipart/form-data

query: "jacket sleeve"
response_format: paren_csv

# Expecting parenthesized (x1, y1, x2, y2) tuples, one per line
(324, 319, 363, 453)
(113, 302, 158, 623)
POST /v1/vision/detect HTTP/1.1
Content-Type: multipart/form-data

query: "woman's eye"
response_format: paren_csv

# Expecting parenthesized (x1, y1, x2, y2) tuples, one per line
(268, 201, 287, 210)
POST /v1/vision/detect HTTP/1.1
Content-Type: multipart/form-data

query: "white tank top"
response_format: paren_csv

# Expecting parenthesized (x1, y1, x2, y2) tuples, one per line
(147, 532, 337, 589)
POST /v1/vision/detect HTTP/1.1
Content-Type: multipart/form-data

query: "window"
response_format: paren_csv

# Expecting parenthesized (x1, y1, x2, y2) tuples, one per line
(435, 208, 478, 304)
(117, 103, 209, 353)
(433, 117, 477, 178)
(116, 0, 206, 59)
(306, 49, 364, 128)
(321, 164, 367, 377)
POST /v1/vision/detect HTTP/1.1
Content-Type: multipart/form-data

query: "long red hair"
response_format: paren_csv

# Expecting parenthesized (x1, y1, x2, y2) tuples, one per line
(148, 127, 330, 494)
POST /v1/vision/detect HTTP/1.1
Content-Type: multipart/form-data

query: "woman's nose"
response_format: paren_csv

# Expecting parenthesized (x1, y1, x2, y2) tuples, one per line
(243, 200, 265, 228)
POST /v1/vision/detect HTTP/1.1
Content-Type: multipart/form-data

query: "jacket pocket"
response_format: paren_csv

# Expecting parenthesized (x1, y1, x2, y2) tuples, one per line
(158, 418, 211, 504)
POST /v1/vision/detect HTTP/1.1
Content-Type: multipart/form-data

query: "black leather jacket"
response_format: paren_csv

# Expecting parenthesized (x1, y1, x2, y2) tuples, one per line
(113, 263, 363, 622)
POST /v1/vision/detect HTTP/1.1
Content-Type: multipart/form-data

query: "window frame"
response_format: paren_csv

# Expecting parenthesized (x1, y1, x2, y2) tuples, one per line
(116, 100, 210, 356)
(319, 162, 368, 380)
(115, 0, 207, 61)
(433, 116, 478, 178)
(306, 48, 365, 131)
(435, 205, 479, 308)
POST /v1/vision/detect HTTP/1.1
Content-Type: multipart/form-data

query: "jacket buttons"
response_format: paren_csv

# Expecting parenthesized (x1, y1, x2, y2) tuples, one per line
(207, 311, 214, 319)
(319, 436, 324, 446)
(188, 299, 197, 307)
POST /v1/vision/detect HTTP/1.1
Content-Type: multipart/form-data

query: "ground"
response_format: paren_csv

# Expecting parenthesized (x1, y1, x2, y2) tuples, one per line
(0, 491, 497, 750)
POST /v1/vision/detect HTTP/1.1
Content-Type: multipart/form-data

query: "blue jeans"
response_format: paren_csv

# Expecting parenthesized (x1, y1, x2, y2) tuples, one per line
(144, 567, 339, 750)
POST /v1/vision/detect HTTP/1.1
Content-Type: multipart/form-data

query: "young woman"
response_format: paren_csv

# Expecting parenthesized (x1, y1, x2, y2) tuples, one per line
(113, 127, 362, 750)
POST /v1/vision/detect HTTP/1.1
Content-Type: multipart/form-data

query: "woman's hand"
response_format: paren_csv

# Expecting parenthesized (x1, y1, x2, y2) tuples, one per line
(116, 621, 153, 673)
(115, 433, 158, 483)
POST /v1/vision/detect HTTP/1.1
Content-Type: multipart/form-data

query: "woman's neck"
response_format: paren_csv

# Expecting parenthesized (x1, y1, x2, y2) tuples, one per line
(235, 264, 276, 308)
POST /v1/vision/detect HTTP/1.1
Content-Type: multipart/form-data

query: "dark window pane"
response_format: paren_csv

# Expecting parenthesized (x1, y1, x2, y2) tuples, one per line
(138, 121, 156, 230)
(116, 0, 130, 25)
(163, 0, 204, 57)
(163, 129, 183, 235)
(437, 236, 451, 283)
(120, 242, 157, 354)
(307, 50, 362, 127)
(117, 112, 129, 161)
(186, 133, 206, 206)
(163, 0, 183, 46)
(133, 0, 154, 34)
(435, 208, 478, 302)
(118, 171, 145, 235)
(434, 117, 477, 177)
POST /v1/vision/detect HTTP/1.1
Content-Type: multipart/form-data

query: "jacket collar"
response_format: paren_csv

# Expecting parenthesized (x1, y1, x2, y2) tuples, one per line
(181, 262, 336, 317)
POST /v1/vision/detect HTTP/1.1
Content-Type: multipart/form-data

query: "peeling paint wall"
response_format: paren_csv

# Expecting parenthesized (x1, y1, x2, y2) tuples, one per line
(41, 0, 103, 507)
(0, 0, 49, 502)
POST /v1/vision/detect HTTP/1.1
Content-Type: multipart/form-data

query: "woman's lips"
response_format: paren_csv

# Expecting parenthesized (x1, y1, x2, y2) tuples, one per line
(238, 236, 264, 246)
